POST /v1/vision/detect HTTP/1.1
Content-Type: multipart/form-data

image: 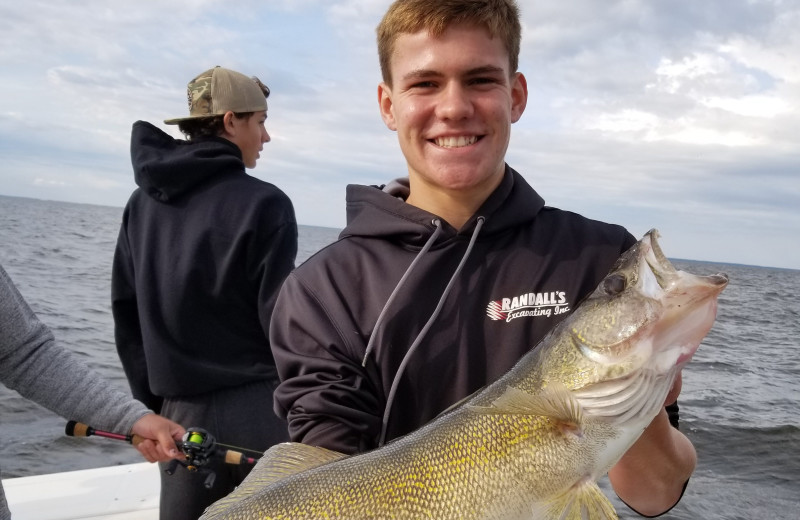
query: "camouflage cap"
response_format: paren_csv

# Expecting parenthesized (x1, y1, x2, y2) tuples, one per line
(164, 66, 269, 125)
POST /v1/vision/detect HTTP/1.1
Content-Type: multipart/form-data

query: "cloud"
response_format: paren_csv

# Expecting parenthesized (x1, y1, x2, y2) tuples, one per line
(0, 0, 797, 268)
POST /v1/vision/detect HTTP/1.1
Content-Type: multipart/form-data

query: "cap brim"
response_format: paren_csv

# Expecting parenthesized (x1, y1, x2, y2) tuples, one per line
(163, 114, 216, 125)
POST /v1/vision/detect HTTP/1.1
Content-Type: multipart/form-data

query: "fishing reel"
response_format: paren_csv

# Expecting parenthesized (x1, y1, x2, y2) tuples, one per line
(164, 427, 219, 489)
(164, 427, 260, 489)
(178, 427, 217, 469)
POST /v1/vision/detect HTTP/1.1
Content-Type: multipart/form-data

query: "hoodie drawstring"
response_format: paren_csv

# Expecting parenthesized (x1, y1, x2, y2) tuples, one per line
(361, 219, 443, 367)
(374, 216, 486, 446)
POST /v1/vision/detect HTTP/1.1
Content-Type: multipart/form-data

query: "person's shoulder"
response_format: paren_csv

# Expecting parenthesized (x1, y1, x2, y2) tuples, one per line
(540, 206, 630, 234)
(232, 172, 284, 191)
(534, 206, 635, 252)
(220, 174, 294, 204)
(291, 234, 357, 280)
(120, 187, 149, 215)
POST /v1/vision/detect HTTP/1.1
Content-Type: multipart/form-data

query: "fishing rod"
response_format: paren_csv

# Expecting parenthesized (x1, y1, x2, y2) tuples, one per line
(65, 420, 145, 445)
(65, 421, 261, 489)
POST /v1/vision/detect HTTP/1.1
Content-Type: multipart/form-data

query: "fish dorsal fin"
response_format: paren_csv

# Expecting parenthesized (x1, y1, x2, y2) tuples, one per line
(256, 442, 349, 483)
(530, 479, 619, 520)
(469, 383, 584, 427)
(200, 442, 348, 519)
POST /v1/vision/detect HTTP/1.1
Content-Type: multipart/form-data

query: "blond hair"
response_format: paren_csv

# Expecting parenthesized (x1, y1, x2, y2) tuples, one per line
(376, 0, 521, 85)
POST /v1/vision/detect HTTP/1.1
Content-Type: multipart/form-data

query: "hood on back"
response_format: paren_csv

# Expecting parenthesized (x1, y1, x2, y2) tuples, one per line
(342, 166, 545, 246)
(130, 120, 244, 202)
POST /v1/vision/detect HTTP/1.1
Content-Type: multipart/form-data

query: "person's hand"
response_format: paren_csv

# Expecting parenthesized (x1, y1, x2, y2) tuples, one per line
(130, 413, 186, 463)
(664, 370, 683, 406)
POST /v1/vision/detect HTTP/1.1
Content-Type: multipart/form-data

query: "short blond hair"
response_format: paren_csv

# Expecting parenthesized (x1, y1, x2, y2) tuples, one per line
(376, 0, 521, 85)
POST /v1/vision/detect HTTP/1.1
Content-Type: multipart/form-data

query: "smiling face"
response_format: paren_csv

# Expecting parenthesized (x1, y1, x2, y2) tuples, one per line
(378, 24, 527, 221)
(223, 110, 270, 169)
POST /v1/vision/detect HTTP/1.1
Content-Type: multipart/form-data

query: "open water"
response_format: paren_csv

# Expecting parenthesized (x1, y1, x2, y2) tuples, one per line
(1, 194, 798, 519)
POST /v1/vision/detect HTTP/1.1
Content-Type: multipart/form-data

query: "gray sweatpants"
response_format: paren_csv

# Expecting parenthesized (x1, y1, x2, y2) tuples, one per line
(157, 378, 288, 520)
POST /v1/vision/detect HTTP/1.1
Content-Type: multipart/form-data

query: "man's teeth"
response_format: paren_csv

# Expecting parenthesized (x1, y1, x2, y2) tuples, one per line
(435, 136, 477, 148)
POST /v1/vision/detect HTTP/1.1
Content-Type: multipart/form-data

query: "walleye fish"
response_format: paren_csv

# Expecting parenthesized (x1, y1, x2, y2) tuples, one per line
(201, 229, 728, 520)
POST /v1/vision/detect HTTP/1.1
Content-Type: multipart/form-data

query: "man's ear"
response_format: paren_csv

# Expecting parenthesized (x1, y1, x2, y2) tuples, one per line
(378, 82, 397, 131)
(221, 111, 237, 137)
(510, 72, 528, 124)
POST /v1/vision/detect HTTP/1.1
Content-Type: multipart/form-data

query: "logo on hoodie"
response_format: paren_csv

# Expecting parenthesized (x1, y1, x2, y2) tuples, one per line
(486, 290, 571, 322)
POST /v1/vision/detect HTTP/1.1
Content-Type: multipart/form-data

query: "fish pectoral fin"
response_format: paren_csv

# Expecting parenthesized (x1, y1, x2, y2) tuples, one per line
(531, 480, 619, 520)
(469, 384, 583, 427)
(200, 442, 348, 519)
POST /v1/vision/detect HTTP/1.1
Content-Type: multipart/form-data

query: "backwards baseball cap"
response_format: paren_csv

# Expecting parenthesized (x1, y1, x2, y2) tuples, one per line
(164, 66, 269, 125)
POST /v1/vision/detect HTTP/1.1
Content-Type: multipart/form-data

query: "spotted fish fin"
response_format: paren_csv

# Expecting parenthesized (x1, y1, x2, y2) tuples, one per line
(530, 479, 619, 520)
(469, 383, 583, 427)
(253, 441, 348, 482)
(201, 442, 348, 519)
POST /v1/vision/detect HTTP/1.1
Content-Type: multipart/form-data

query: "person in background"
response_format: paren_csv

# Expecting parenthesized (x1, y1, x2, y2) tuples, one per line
(0, 262, 184, 520)
(112, 66, 297, 520)
(270, 1, 695, 517)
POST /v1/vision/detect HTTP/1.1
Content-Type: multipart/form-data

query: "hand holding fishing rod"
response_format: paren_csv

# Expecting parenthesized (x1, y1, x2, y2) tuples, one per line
(66, 421, 260, 489)
(66, 414, 184, 463)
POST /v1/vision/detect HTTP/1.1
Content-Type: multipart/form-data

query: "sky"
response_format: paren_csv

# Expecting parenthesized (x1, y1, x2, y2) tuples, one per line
(0, 0, 798, 270)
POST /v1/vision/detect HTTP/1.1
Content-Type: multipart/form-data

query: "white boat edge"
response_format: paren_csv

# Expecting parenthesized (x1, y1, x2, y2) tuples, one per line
(3, 462, 159, 520)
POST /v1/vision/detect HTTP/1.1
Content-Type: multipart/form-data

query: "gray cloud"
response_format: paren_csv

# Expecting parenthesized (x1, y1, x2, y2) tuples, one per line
(0, 0, 797, 268)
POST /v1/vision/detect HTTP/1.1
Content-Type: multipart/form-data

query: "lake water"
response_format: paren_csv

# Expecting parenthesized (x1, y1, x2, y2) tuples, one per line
(1, 194, 798, 519)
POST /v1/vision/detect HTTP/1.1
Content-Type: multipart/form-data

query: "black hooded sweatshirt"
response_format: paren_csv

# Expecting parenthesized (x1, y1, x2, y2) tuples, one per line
(271, 166, 636, 454)
(112, 121, 297, 412)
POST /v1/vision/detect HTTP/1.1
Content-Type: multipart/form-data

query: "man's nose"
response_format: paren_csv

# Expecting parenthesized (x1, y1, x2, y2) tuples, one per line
(436, 83, 473, 120)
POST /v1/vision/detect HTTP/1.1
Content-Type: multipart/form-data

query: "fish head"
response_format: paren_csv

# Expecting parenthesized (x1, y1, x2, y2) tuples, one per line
(547, 229, 728, 423)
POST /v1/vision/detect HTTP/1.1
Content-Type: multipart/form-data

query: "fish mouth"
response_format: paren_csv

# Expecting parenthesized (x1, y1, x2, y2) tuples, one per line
(641, 229, 728, 370)
(642, 229, 729, 298)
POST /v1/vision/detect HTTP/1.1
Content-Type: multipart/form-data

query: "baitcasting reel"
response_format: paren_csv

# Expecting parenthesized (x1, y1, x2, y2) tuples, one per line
(165, 427, 257, 489)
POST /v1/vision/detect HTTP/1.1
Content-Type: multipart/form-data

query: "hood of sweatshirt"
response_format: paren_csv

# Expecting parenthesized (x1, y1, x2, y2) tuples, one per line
(342, 165, 546, 247)
(130, 120, 244, 202)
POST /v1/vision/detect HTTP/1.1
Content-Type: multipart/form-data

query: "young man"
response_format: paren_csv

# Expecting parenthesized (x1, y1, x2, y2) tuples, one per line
(112, 66, 297, 520)
(271, 1, 694, 517)
(0, 262, 184, 520)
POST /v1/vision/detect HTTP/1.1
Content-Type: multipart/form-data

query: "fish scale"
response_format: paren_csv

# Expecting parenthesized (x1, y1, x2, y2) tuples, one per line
(201, 230, 728, 520)
(216, 410, 609, 519)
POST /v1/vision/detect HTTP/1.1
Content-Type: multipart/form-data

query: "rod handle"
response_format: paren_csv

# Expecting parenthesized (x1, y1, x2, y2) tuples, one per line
(224, 449, 257, 465)
(66, 421, 140, 444)
(65, 420, 92, 437)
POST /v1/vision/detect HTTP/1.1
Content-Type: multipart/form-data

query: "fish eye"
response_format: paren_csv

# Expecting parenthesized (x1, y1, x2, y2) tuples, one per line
(602, 273, 627, 295)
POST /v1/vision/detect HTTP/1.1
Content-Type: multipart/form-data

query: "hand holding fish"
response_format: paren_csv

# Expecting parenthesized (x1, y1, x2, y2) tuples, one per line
(607, 370, 692, 516)
(609, 401, 697, 516)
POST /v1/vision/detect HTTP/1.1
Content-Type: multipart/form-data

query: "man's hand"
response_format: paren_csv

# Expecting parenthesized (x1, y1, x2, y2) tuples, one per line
(130, 413, 186, 463)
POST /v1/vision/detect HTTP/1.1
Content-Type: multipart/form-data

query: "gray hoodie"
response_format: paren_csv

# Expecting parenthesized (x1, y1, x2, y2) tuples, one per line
(0, 263, 149, 519)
